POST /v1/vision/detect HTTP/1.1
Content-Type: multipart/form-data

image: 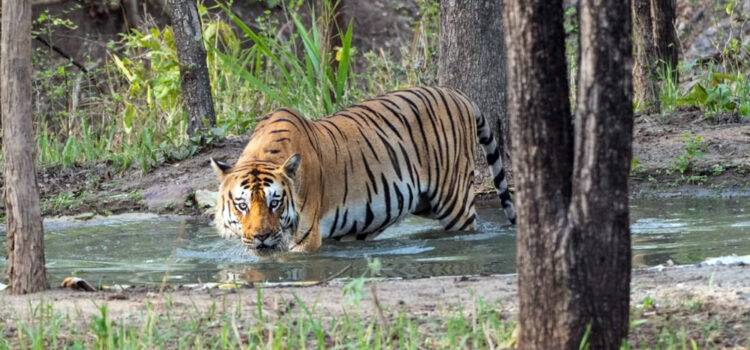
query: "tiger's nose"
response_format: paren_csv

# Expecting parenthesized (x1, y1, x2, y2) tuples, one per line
(254, 232, 271, 242)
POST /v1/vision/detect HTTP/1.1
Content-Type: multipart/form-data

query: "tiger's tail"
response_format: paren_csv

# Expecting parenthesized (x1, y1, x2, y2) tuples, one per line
(474, 107, 517, 225)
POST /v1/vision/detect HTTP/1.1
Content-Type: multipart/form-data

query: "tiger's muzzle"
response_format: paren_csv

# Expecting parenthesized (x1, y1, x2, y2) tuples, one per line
(242, 230, 287, 255)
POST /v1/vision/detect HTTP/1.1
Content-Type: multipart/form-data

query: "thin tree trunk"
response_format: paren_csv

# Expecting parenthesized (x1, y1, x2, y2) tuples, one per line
(438, 0, 510, 181)
(503, 0, 574, 347)
(122, 0, 143, 30)
(632, 0, 660, 113)
(651, 0, 679, 82)
(569, 0, 633, 346)
(2, 0, 48, 294)
(505, 0, 633, 348)
(169, 0, 215, 139)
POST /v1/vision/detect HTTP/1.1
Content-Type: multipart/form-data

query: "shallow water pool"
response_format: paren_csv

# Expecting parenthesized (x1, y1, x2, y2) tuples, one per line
(0, 197, 748, 285)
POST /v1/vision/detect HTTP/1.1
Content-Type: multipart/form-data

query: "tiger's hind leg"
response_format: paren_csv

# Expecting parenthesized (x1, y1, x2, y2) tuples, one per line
(435, 182, 478, 232)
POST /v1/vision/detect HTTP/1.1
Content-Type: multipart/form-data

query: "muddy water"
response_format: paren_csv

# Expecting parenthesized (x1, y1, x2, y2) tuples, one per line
(0, 198, 748, 285)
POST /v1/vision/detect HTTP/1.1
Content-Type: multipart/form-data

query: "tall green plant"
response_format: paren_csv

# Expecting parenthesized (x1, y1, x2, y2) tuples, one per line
(216, 2, 355, 118)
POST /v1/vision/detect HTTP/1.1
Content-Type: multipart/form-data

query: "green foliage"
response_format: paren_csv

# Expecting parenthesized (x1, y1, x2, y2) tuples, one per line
(659, 66, 750, 118)
(216, 1, 356, 117)
(671, 132, 705, 175)
(710, 164, 726, 176)
(25, 0, 437, 173)
(0, 294, 515, 349)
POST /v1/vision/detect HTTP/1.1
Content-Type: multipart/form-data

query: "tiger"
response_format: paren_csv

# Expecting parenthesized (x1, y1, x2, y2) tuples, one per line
(210, 86, 516, 255)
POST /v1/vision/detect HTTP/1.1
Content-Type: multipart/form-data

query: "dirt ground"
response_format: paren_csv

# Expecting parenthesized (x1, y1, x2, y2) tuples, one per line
(1, 264, 749, 347)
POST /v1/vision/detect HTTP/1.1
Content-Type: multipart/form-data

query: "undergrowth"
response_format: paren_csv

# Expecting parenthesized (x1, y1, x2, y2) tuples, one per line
(22, 0, 438, 174)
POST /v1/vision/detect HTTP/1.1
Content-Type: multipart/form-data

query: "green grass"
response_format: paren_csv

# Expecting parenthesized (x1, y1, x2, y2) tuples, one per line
(0, 291, 515, 349)
(1, 288, 745, 349)
(670, 132, 706, 175)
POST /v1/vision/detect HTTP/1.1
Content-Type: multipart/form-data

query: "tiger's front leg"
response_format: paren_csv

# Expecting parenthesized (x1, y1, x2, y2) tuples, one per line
(290, 224, 322, 253)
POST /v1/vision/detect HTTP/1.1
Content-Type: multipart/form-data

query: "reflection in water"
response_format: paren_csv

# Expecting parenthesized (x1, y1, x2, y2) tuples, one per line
(0, 197, 748, 285)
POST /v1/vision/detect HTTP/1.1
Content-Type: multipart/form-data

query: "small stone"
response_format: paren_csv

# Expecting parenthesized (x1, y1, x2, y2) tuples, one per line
(218, 283, 239, 290)
(0, 283, 7, 291)
(73, 212, 96, 221)
(102, 284, 132, 292)
(195, 190, 218, 209)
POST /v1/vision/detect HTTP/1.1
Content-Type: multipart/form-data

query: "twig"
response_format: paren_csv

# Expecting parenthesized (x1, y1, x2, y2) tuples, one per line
(307, 263, 353, 287)
(34, 35, 89, 73)
(370, 285, 388, 327)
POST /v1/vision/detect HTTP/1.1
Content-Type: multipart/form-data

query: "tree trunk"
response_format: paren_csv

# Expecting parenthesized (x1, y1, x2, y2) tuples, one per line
(632, 0, 660, 113)
(122, 0, 143, 30)
(505, 0, 633, 348)
(169, 0, 215, 139)
(2, 0, 48, 294)
(569, 0, 633, 346)
(438, 0, 510, 181)
(651, 0, 678, 82)
(503, 1, 574, 347)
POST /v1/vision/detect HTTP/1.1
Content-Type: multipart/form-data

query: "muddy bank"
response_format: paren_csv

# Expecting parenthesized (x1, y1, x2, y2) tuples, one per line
(1, 264, 749, 347)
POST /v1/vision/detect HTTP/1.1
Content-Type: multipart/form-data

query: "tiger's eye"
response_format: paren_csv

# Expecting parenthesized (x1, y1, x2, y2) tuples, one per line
(237, 202, 248, 211)
(270, 199, 280, 208)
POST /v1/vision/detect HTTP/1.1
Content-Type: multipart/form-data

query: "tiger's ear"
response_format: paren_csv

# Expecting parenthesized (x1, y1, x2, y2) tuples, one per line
(210, 158, 232, 179)
(281, 154, 301, 178)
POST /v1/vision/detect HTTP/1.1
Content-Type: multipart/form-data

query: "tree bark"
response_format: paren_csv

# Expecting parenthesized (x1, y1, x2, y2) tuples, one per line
(632, 0, 660, 113)
(651, 0, 678, 82)
(569, 0, 633, 346)
(169, 0, 215, 138)
(2, 0, 49, 294)
(504, 1, 574, 346)
(122, 0, 143, 30)
(438, 0, 510, 180)
(505, 0, 633, 348)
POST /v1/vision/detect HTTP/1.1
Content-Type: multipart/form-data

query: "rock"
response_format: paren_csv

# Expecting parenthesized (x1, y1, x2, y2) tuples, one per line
(0, 283, 7, 291)
(143, 184, 193, 211)
(683, 19, 729, 62)
(73, 212, 96, 221)
(195, 189, 218, 209)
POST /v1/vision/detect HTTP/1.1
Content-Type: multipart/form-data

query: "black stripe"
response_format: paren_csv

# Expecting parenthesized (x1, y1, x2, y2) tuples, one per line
(359, 126, 381, 162)
(487, 148, 501, 165)
(363, 203, 375, 230)
(457, 214, 476, 231)
(394, 94, 429, 168)
(393, 182, 404, 217)
(373, 174, 392, 232)
(340, 209, 349, 230)
(493, 168, 506, 189)
(342, 164, 349, 203)
(361, 152, 379, 194)
(406, 184, 414, 210)
(444, 180, 473, 230)
(376, 133, 402, 181)
(357, 104, 403, 140)
(346, 221, 359, 236)
(329, 207, 340, 237)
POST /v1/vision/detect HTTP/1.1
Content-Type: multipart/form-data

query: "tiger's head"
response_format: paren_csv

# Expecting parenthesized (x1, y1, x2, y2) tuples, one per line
(210, 154, 301, 256)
